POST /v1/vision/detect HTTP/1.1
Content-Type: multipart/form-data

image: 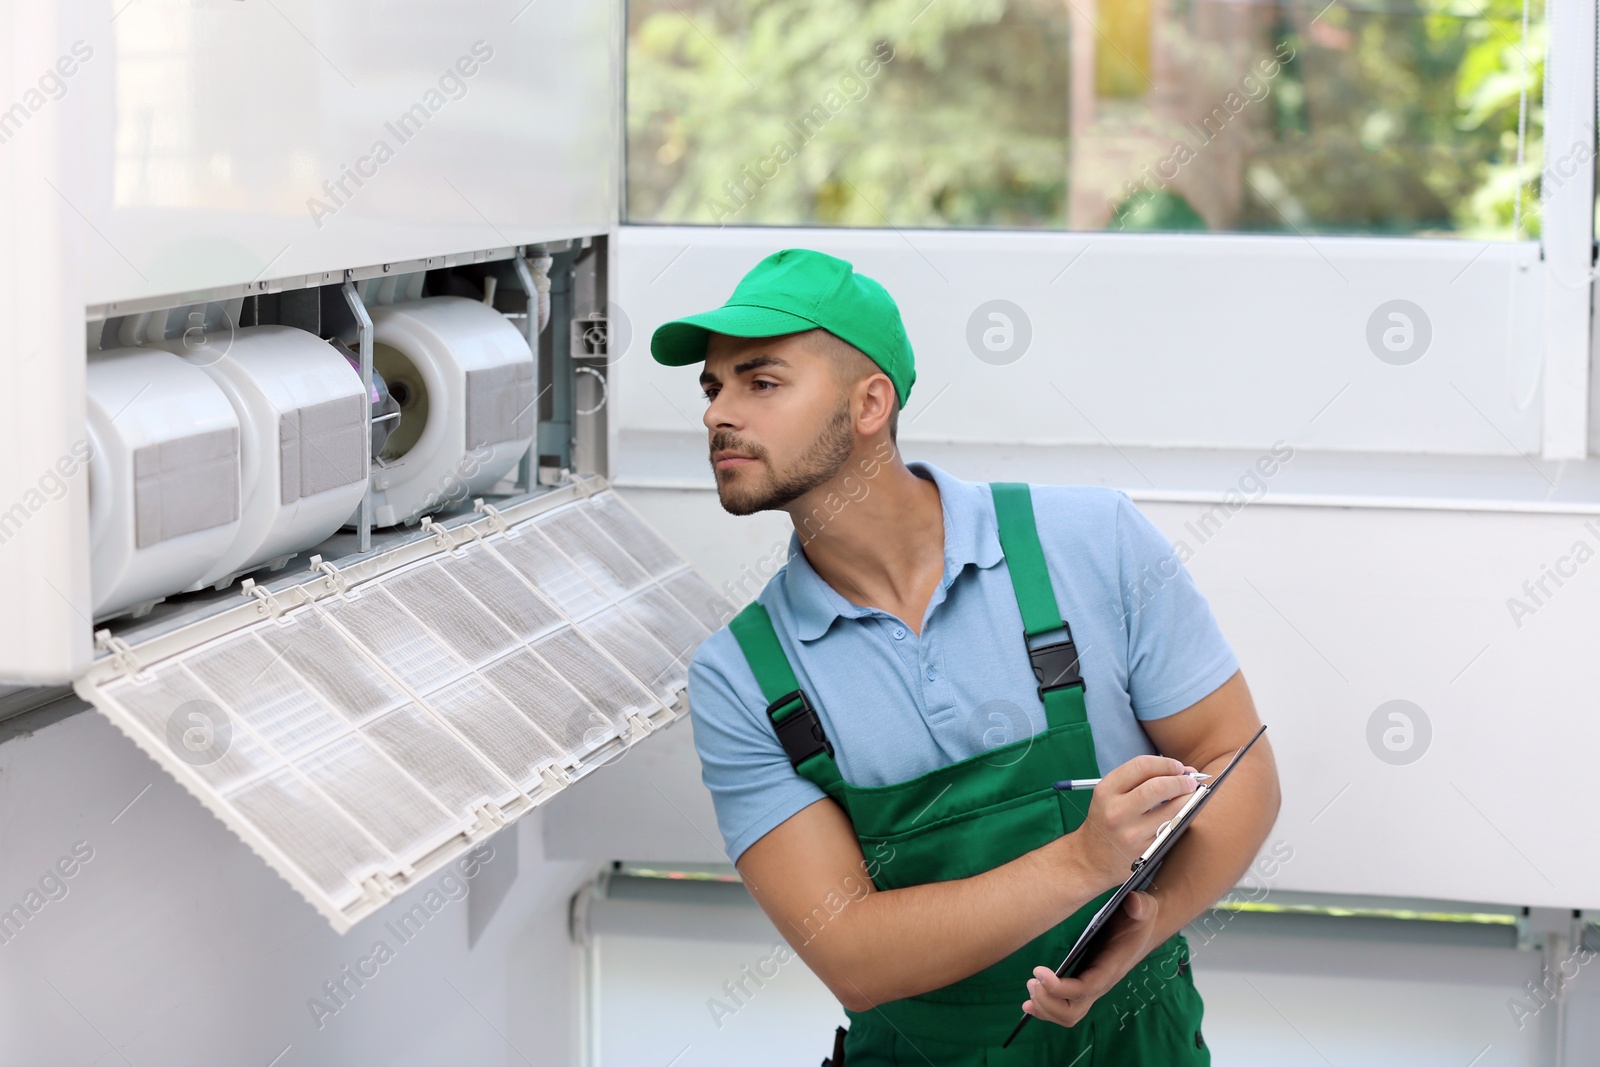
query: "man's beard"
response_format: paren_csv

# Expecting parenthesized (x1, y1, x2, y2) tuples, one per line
(712, 399, 856, 516)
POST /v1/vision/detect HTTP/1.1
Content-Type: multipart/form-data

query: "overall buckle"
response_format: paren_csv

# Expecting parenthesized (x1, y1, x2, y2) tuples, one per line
(1027, 638, 1083, 702)
(766, 690, 833, 768)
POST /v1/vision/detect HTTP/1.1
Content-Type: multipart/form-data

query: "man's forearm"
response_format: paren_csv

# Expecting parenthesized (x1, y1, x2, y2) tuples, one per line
(806, 834, 1107, 1011)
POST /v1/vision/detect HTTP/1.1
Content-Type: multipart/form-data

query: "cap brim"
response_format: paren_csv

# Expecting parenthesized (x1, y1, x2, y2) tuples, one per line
(650, 304, 821, 366)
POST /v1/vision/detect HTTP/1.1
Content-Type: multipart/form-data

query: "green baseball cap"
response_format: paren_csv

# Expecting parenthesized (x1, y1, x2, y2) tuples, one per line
(650, 248, 916, 406)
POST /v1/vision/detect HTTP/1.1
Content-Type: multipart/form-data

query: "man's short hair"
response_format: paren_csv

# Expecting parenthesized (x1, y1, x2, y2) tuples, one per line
(803, 328, 899, 442)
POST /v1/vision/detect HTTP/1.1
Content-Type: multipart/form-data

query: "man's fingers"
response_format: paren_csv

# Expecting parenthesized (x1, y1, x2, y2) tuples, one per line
(1131, 768, 1198, 812)
(1101, 754, 1185, 792)
(1036, 967, 1098, 1002)
(1105, 791, 1195, 857)
(1123, 889, 1157, 921)
(1094, 770, 1193, 843)
(1024, 979, 1088, 1027)
(1024, 892, 1164, 1029)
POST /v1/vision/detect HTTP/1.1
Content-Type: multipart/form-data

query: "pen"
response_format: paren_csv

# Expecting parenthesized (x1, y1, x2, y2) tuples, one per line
(1051, 772, 1210, 791)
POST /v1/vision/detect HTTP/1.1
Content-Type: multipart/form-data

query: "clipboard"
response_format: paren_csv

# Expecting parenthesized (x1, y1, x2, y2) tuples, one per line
(1001, 724, 1268, 1048)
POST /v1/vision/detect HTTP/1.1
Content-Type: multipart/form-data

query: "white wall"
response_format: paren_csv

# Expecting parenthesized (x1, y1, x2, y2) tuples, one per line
(0, 701, 594, 1067)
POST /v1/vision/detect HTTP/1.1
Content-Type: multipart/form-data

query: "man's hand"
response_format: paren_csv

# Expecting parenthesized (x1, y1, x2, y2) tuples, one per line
(1073, 755, 1198, 892)
(1021, 890, 1160, 1028)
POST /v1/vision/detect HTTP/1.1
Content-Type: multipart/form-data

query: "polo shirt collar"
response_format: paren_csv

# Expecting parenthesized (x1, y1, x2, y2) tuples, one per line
(781, 461, 1005, 641)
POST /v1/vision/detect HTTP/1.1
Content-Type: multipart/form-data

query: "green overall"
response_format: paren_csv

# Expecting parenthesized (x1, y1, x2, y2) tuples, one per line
(729, 483, 1209, 1066)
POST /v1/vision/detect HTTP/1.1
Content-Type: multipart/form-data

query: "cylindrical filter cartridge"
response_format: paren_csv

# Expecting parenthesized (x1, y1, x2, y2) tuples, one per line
(358, 296, 537, 527)
(86, 347, 242, 618)
(153, 325, 370, 588)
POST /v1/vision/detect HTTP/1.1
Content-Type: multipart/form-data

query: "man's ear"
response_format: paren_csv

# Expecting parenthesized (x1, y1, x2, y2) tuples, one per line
(855, 373, 897, 437)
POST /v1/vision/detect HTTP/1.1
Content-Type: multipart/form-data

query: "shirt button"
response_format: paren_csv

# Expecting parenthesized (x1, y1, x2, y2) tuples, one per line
(926, 668, 936, 681)
(892, 627, 906, 640)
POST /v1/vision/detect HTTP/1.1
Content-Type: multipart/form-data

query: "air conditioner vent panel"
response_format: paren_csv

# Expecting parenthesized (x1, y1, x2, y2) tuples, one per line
(75, 479, 729, 932)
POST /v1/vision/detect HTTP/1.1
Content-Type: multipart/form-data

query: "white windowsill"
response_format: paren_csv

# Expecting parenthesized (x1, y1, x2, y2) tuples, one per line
(614, 430, 1600, 516)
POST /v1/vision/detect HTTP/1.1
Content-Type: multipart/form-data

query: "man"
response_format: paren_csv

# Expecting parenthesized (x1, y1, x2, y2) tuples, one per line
(650, 248, 1280, 1064)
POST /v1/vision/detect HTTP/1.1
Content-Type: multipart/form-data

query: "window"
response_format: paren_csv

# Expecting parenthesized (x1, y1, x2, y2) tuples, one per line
(626, 0, 1545, 238)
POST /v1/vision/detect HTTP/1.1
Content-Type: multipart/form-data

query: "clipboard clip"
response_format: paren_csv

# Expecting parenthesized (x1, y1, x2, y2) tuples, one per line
(1140, 783, 1212, 864)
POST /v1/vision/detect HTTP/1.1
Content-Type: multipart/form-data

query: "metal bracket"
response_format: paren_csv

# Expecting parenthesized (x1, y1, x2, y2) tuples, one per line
(418, 515, 457, 553)
(473, 498, 510, 534)
(93, 629, 148, 683)
(571, 311, 608, 360)
(1517, 905, 1573, 951)
(240, 578, 287, 621)
(341, 275, 375, 554)
(308, 555, 349, 596)
(512, 251, 551, 492)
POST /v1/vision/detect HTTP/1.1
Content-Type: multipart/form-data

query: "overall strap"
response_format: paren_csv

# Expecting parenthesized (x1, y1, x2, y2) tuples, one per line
(990, 483, 1088, 724)
(728, 601, 845, 795)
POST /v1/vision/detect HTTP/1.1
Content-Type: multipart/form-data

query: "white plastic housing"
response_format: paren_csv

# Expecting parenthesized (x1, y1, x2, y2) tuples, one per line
(154, 326, 370, 587)
(364, 296, 537, 527)
(86, 348, 242, 618)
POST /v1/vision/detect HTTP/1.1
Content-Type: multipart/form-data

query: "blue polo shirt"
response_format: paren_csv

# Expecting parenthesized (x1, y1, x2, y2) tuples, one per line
(685, 461, 1240, 865)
